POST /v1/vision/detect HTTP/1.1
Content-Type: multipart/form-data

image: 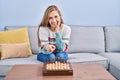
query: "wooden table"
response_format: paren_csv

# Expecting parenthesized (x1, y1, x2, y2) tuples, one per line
(4, 63, 116, 80)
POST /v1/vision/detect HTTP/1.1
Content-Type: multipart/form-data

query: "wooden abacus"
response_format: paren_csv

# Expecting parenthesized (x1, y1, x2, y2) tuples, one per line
(42, 61, 73, 76)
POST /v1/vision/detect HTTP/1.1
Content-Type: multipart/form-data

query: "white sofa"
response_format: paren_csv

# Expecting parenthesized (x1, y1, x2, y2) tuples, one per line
(0, 25, 120, 80)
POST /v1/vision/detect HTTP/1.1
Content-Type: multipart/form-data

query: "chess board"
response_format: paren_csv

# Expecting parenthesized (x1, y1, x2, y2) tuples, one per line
(42, 62, 73, 76)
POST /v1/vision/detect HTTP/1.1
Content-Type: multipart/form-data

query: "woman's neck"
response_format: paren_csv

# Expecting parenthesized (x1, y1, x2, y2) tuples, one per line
(50, 27, 56, 32)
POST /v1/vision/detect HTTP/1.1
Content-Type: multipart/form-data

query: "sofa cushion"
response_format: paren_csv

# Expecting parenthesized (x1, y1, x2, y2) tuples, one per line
(0, 43, 29, 60)
(0, 53, 108, 76)
(68, 26, 105, 53)
(99, 52, 120, 80)
(0, 55, 42, 76)
(0, 27, 32, 56)
(68, 53, 108, 69)
(105, 26, 120, 52)
(5, 26, 39, 54)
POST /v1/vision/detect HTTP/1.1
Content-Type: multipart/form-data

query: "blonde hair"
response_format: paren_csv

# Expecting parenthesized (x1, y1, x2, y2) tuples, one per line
(38, 5, 64, 46)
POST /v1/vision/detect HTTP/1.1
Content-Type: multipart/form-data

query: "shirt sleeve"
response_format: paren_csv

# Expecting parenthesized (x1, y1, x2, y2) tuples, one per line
(62, 25, 71, 45)
(38, 27, 51, 54)
(55, 25, 71, 52)
(55, 32, 66, 52)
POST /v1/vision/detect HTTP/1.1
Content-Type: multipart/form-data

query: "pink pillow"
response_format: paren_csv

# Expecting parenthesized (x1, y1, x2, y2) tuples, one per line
(0, 43, 29, 60)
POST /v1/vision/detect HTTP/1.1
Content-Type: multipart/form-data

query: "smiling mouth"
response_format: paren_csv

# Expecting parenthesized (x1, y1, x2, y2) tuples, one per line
(52, 23, 57, 27)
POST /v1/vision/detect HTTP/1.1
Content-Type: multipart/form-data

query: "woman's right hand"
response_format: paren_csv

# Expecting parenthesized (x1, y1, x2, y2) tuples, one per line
(46, 44, 56, 52)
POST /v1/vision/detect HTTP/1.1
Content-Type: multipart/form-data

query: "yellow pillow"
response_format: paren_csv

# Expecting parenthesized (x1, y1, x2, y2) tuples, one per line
(0, 27, 32, 56)
(0, 43, 29, 60)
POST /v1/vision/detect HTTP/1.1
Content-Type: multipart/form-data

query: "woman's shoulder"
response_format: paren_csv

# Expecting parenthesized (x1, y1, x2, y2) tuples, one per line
(62, 24, 70, 28)
(39, 26, 49, 34)
(39, 26, 48, 31)
(62, 24, 71, 31)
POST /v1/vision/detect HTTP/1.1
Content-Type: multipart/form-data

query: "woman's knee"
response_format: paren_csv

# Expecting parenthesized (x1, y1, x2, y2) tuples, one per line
(49, 53, 56, 62)
(37, 53, 49, 62)
(56, 52, 68, 61)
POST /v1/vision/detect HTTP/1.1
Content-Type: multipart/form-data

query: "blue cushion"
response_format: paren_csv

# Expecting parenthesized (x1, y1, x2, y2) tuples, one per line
(0, 26, 5, 31)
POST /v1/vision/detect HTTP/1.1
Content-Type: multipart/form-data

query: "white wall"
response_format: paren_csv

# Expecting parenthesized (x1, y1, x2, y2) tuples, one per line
(0, 0, 120, 26)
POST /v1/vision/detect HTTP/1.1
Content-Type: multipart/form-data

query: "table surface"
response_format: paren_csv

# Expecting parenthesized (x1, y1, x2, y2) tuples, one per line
(4, 63, 116, 80)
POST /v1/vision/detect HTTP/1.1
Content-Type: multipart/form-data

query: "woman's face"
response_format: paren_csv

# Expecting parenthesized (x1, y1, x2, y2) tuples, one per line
(48, 10, 61, 29)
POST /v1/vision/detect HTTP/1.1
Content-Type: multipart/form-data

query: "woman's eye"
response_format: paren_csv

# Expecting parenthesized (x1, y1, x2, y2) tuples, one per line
(55, 16, 58, 18)
(49, 17, 52, 19)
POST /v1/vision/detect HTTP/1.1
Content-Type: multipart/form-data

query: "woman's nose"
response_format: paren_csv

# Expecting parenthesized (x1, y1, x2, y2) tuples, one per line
(52, 18, 57, 23)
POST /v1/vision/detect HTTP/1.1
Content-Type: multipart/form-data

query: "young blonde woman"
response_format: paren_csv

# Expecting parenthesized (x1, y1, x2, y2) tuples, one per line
(37, 5, 71, 62)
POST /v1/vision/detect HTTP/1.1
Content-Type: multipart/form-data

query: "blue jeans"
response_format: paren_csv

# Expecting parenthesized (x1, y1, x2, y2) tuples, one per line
(37, 52, 68, 62)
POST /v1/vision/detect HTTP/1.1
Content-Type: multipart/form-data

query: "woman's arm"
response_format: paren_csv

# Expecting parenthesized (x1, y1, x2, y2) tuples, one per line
(55, 32, 66, 52)
(39, 27, 55, 54)
(55, 25, 71, 52)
